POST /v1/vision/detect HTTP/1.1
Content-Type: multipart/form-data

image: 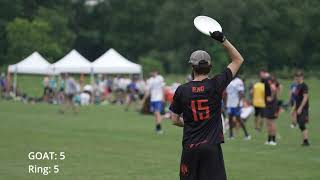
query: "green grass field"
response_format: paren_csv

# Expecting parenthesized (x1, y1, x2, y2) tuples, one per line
(0, 77, 319, 180)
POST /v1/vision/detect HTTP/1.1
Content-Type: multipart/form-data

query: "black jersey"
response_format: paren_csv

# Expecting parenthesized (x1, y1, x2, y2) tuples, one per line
(170, 68, 233, 148)
(295, 82, 309, 111)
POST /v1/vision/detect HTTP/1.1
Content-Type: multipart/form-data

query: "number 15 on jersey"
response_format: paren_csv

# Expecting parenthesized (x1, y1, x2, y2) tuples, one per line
(191, 99, 210, 121)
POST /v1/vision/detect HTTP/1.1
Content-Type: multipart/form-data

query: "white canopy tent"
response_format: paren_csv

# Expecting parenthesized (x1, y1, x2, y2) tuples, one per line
(91, 48, 142, 74)
(7, 52, 54, 96)
(8, 52, 54, 75)
(52, 49, 92, 74)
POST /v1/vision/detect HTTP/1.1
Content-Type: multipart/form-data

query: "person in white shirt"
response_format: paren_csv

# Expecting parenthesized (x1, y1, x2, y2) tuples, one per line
(81, 84, 93, 105)
(143, 70, 165, 134)
(112, 75, 126, 104)
(226, 76, 250, 140)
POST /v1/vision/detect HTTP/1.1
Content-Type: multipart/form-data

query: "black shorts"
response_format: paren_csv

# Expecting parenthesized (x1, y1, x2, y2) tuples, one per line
(297, 109, 309, 125)
(265, 100, 278, 120)
(254, 107, 265, 117)
(264, 107, 277, 119)
(66, 94, 74, 101)
(180, 144, 226, 180)
(43, 87, 50, 96)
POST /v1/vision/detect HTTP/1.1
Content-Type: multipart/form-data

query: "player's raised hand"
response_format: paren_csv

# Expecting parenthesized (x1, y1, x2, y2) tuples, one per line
(209, 31, 226, 43)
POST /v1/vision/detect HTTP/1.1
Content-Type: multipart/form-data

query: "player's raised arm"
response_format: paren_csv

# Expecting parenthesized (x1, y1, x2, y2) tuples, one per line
(210, 31, 244, 77)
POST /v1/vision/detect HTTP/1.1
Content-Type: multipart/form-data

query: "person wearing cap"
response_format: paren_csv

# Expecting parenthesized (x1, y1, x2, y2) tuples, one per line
(169, 31, 244, 180)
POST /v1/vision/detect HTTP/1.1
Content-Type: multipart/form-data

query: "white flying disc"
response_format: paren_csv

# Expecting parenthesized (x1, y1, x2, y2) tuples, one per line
(194, 16, 222, 36)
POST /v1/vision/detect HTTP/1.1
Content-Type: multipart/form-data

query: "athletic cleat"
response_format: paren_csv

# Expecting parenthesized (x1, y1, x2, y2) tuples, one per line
(265, 141, 270, 145)
(228, 136, 235, 140)
(269, 141, 277, 146)
(302, 142, 310, 147)
(244, 135, 251, 140)
(290, 124, 296, 128)
(156, 130, 164, 135)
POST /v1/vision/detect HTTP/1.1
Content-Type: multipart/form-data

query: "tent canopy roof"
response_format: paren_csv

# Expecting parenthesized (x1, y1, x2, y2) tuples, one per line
(53, 49, 92, 74)
(8, 52, 53, 75)
(92, 48, 141, 74)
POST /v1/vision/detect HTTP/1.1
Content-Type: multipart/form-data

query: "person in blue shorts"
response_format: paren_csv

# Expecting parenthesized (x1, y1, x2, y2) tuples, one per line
(144, 70, 165, 134)
(226, 76, 250, 140)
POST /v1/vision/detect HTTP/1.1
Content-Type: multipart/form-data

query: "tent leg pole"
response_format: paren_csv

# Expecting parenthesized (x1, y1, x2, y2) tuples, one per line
(140, 71, 143, 80)
(13, 72, 17, 97)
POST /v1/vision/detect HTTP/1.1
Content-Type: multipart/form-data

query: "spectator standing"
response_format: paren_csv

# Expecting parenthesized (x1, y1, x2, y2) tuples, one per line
(42, 76, 50, 102)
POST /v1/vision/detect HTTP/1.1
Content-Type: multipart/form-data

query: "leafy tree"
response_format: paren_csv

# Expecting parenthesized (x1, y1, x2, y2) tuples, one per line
(35, 7, 75, 60)
(1, 0, 319, 76)
(138, 56, 165, 76)
(6, 18, 61, 63)
(0, 0, 23, 64)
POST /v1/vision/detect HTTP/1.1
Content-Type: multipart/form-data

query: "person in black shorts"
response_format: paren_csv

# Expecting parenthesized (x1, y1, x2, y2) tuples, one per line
(254, 107, 264, 118)
(264, 75, 280, 146)
(293, 71, 310, 146)
(169, 31, 244, 180)
(251, 70, 268, 131)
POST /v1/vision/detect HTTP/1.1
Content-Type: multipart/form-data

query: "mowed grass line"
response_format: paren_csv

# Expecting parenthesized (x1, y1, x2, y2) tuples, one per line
(0, 78, 319, 180)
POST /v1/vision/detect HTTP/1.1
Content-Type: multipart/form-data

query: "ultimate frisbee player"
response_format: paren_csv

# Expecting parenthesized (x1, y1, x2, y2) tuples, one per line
(144, 70, 165, 134)
(264, 76, 280, 145)
(293, 71, 310, 146)
(252, 72, 266, 132)
(170, 31, 244, 180)
(226, 75, 251, 140)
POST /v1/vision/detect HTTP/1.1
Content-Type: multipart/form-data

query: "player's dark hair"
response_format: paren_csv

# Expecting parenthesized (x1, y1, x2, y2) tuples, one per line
(192, 61, 212, 76)
(191, 70, 195, 80)
(294, 71, 304, 77)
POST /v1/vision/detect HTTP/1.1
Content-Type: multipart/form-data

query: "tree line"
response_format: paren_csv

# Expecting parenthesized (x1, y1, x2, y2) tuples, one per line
(0, 0, 319, 75)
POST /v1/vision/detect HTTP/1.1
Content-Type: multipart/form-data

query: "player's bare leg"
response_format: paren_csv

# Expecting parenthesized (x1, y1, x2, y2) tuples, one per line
(301, 128, 310, 146)
(254, 116, 259, 130)
(124, 95, 131, 111)
(61, 96, 78, 115)
(228, 116, 235, 139)
(255, 116, 264, 132)
(154, 111, 163, 134)
(237, 117, 250, 140)
(271, 121, 276, 140)
(259, 117, 264, 131)
(266, 119, 276, 145)
(303, 129, 308, 140)
(71, 101, 78, 114)
(290, 110, 297, 128)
